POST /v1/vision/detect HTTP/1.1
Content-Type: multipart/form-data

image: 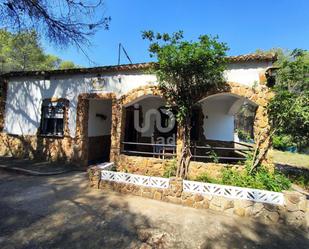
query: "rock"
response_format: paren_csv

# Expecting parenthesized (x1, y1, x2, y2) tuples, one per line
(193, 202, 204, 209)
(245, 206, 253, 217)
(166, 196, 181, 205)
(234, 200, 253, 209)
(285, 201, 299, 212)
(194, 194, 204, 202)
(183, 198, 194, 207)
(202, 199, 210, 209)
(153, 191, 162, 200)
(284, 211, 306, 228)
(264, 203, 278, 212)
(298, 199, 307, 212)
(234, 207, 245, 217)
(209, 196, 234, 211)
(224, 208, 234, 215)
(181, 192, 193, 200)
(252, 203, 264, 215)
(142, 191, 153, 199)
(284, 192, 302, 204)
(267, 212, 280, 223)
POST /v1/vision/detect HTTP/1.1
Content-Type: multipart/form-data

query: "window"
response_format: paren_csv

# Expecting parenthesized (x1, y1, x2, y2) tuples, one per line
(40, 99, 66, 136)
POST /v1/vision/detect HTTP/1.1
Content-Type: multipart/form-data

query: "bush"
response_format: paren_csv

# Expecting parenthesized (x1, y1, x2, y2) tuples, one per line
(236, 129, 252, 142)
(163, 158, 177, 178)
(272, 134, 296, 151)
(195, 167, 291, 192)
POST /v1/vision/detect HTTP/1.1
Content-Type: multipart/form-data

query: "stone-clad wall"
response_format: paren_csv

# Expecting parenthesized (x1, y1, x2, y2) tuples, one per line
(0, 133, 74, 161)
(110, 82, 274, 175)
(0, 97, 74, 162)
(88, 166, 308, 228)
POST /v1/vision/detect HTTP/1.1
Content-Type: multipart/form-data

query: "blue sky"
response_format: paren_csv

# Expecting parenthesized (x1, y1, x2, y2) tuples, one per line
(44, 0, 309, 67)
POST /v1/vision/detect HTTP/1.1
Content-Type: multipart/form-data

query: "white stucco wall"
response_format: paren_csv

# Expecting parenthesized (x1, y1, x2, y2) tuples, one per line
(224, 61, 272, 86)
(201, 95, 239, 141)
(3, 72, 157, 137)
(3, 60, 271, 137)
(88, 99, 112, 137)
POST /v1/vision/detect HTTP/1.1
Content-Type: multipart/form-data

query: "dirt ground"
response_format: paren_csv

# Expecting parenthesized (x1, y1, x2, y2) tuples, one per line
(0, 170, 308, 249)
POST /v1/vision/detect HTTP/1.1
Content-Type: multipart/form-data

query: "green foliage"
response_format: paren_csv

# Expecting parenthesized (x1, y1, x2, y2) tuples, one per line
(0, 29, 77, 73)
(195, 166, 291, 192)
(272, 134, 295, 150)
(236, 129, 252, 142)
(195, 172, 220, 184)
(59, 61, 77, 69)
(207, 150, 219, 163)
(142, 31, 228, 125)
(163, 158, 177, 178)
(287, 174, 309, 190)
(267, 49, 309, 150)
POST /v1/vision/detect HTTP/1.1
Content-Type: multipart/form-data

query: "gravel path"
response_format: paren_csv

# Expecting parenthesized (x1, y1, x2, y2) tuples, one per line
(0, 170, 308, 249)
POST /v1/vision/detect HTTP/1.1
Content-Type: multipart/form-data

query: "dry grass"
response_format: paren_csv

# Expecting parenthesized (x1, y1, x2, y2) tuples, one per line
(272, 149, 309, 169)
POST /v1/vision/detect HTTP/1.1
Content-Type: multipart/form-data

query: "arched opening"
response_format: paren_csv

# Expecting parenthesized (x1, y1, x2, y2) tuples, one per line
(192, 93, 258, 163)
(121, 95, 177, 158)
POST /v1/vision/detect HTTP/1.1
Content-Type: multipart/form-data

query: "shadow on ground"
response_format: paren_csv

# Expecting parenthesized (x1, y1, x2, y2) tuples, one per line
(0, 170, 308, 249)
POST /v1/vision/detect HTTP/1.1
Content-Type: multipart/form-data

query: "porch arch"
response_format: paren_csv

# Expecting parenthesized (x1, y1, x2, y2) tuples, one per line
(110, 82, 273, 167)
(197, 82, 273, 165)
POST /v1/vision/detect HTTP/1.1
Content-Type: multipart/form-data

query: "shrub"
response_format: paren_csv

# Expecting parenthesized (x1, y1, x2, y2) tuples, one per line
(272, 134, 295, 151)
(195, 167, 291, 192)
(207, 150, 219, 163)
(195, 173, 220, 184)
(236, 129, 252, 142)
(163, 158, 177, 178)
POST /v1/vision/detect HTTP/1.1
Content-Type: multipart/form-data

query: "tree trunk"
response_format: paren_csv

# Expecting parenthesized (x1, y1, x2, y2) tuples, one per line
(176, 116, 192, 179)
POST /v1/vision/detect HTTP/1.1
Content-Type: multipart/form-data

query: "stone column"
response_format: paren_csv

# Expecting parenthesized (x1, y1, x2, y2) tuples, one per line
(110, 100, 124, 166)
(74, 97, 89, 167)
(88, 166, 101, 189)
(163, 177, 183, 204)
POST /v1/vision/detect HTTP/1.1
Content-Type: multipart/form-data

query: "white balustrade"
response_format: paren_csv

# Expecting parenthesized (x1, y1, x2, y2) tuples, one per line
(183, 180, 284, 205)
(101, 170, 169, 189)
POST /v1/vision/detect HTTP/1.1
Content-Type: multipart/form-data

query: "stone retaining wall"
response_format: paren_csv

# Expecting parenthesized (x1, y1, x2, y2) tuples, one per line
(115, 154, 243, 179)
(89, 166, 308, 228)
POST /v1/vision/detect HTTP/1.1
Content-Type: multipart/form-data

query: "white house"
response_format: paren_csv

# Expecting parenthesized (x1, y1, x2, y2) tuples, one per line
(0, 53, 275, 173)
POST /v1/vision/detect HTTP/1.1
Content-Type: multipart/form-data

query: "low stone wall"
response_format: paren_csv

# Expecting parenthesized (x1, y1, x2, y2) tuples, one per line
(116, 154, 172, 176)
(89, 166, 308, 228)
(116, 154, 241, 179)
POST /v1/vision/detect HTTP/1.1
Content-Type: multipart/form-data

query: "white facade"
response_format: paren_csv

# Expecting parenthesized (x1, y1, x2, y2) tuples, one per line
(3, 60, 270, 141)
(88, 99, 112, 137)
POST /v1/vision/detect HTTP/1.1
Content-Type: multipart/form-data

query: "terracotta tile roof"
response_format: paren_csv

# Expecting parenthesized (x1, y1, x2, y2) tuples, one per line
(0, 53, 276, 78)
(227, 53, 276, 62)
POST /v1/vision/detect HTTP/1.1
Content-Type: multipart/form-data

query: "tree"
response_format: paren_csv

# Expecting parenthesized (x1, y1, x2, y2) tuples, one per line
(59, 60, 77, 69)
(268, 49, 309, 151)
(142, 31, 228, 178)
(0, 0, 110, 48)
(0, 29, 77, 73)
